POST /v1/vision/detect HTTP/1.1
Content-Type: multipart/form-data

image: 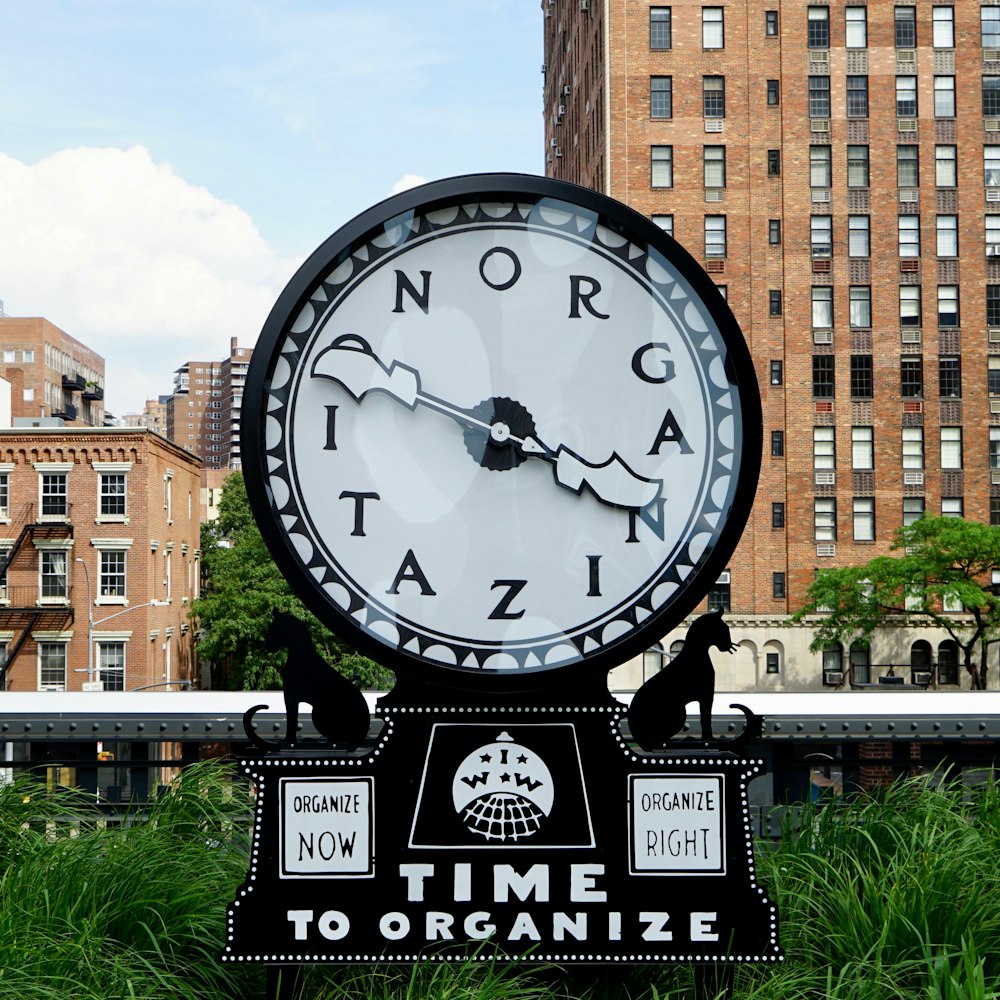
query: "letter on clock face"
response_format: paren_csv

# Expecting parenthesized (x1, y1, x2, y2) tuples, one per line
(338, 491, 379, 537)
(647, 409, 694, 456)
(392, 270, 431, 314)
(489, 579, 527, 620)
(568, 275, 610, 320)
(387, 550, 436, 595)
(626, 497, 666, 544)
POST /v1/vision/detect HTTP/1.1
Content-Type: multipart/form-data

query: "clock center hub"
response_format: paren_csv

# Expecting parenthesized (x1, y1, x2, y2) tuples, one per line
(490, 422, 511, 444)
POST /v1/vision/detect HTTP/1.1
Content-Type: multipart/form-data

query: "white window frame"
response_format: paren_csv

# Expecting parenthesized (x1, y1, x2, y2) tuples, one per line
(852, 426, 874, 470)
(37, 639, 68, 691)
(94, 462, 131, 523)
(941, 427, 962, 470)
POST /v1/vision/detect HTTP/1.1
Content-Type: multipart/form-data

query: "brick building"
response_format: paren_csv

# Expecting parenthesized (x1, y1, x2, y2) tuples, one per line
(546, 1, 996, 691)
(0, 317, 105, 426)
(0, 428, 201, 693)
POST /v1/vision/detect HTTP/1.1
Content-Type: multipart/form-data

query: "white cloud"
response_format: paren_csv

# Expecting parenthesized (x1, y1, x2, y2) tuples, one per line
(390, 174, 428, 196)
(0, 146, 298, 416)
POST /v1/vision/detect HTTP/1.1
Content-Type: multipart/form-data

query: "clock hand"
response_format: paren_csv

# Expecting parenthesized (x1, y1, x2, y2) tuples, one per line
(311, 335, 663, 510)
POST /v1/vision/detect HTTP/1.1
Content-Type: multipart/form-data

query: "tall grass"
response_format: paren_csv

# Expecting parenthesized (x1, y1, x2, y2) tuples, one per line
(2, 765, 1000, 999)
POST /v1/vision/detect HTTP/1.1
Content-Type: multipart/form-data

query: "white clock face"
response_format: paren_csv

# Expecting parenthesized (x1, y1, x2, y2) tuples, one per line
(249, 178, 759, 679)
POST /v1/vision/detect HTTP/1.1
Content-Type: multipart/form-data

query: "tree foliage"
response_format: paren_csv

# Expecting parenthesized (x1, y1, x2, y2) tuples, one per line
(192, 473, 393, 691)
(789, 516, 1000, 689)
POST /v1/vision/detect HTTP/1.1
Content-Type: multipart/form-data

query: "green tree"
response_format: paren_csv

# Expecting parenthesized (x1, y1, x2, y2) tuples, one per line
(192, 473, 392, 691)
(789, 516, 1000, 689)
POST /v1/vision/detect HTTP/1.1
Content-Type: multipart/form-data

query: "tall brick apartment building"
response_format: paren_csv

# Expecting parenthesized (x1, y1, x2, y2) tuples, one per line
(0, 428, 201, 693)
(547, 1, 999, 691)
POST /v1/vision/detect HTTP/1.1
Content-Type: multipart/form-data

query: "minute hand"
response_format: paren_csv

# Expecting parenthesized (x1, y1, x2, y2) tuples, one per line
(311, 335, 663, 511)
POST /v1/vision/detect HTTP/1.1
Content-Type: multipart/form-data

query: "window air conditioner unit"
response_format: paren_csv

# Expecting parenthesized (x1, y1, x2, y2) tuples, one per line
(990, 399, 1000, 413)
(898, 188, 918, 203)
(898, 118, 918, 133)
(579, 0, 589, 10)
(901, 328, 922, 344)
(823, 670, 844, 686)
(816, 543, 836, 557)
(555, 147, 562, 158)
(705, 189, 724, 202)
(990, 327, 1000, 342)
(550, 137, 558, 147)
(813, 329, 833, 345)
(809, 50, 829, 66)
(814, 471, 836, 485)
(897, 51, 916, 68)
(563, 84, 571, 97)
(557, 104, 566, 117)
(812, 189, 831, 204)
(913, 671, 933, 686)
(903, 471, 925, 485)
(987, 118, 1000, 132)
(705, 119, 723, 132)
(988, 244, 1000, 257)
(810, 118, 830, 133)
(992, 470, 1000, 485)
(987, 49, 1000, 62)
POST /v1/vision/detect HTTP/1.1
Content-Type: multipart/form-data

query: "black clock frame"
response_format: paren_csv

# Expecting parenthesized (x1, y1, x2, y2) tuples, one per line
(243, 173, 762, 694)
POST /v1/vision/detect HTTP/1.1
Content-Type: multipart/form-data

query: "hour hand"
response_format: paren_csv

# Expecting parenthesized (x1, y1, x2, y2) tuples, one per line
(311, 334, 420, 408)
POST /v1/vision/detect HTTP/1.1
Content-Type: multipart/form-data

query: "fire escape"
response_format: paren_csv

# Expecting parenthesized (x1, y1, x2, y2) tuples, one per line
(0, 501, 74, 688)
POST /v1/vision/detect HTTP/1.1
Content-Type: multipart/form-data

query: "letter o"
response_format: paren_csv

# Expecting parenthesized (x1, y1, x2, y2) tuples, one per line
(317, 910, 350, 940)
(479, 247, 522, 291)
(379, 911, 411, 940)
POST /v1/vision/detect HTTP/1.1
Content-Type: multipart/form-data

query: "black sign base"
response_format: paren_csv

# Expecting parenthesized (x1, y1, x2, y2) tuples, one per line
(223, 698, 781, 968)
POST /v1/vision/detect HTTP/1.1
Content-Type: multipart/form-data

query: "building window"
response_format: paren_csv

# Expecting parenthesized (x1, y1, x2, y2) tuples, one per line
(99, 550, 127, 599)
(903, 497, 925, 525)
(704, 145, 726, 188)
(769, 290, 783, 316)
(941, 426, 962, 469)
(705, 215, 726, 257)
(651, 76, 672, 118)
(902, 427, 924, 469)
(772, 573, 786, 599)
(897, 145, 919, 188)
(771, 430, 784, 457)
(766, 652, 780, 674)
(991, 428, 1000, 470)
(703, 7, 723, 48)
(846, 6, 867, 47)
(990, 356, 1000, 395)
(809, 77, 831, 118)
(853, 498, 875, 542)
(896, 76, 917, 117)
(650, 7, 672, 49)
(852, 426, 874, 470)
(703, 76, 725, 117)
(815, 498, 837, 541)
(939, 356, 961, 398)
(937, 641, 959, 685)
(652, 214, 674, 236)
(985, 7, 1000, 48)
(40, 550, 67, 600)
(769, 219, 781, 244)
(847, 642, 870, 684)
(847, 145, 869, 187)
(936, 215, 958, 258)
(813, 426, 835, 468)
(772, 502, 785, 528)
(847, 76, 868, 117)
(0, 473, 8, 520)
(850, 355, 873, 399)
(938, 285, 959, 327)
(987, 146, 1000, 187)
(767, 79, 780, 105)
(989, 216, 1000, 248)
(813, 356, 835, 398)
(932, 6, 954, 48)
(986, 76, 1000, 117)
(934, 76, 955, 118)
(99, 473, 126, 517)
(895, 6, 916, 47)
(808, 5, 829, 47)
(848, 216, 870, 257)
(901, 357, 924, 398)
(942, 497, 963, 518)
(811, 216, 832, 257)
(810, 145, 832, 187)
(98, 641, 125, 691)
(822, 643, 843, 680)
(936, 145, 957, 187)
(38, 642, 66, 691)
(767, 149, 781, 176)
(40, 473, 67, 517)
(765, 10, 778, 36)
(651, 145, 673, 188)
(770, 360, 783, 385)
(898, 215, 920, 257)
(850, 286, 871, 328)
(900, 285, 921, 327)
(707, 572, 730, 612)
(812, 286, 833, 329)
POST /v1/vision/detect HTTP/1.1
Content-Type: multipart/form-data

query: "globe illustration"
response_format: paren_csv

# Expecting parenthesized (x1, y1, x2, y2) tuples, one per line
(452, 731, 554, 842)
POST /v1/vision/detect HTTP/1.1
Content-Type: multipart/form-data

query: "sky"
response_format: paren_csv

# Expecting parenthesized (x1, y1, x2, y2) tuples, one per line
(0, 1, 543, 417)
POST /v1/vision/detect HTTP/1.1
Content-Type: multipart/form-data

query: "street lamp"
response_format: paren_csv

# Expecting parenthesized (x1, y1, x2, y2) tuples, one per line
(75, 557, 169, 690)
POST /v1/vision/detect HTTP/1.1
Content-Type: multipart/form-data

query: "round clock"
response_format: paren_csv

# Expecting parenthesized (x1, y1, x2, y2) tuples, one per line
(244, 174, 761, 688)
